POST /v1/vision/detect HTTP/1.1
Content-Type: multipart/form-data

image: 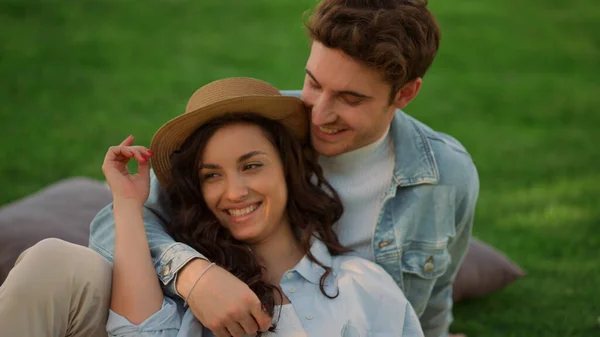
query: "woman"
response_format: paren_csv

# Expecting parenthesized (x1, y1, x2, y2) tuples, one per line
(103, 78, 424, 337)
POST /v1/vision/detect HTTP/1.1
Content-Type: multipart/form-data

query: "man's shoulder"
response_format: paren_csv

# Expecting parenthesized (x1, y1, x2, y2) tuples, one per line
(401, 113, 479, 193)
(280, 89, 302, 99)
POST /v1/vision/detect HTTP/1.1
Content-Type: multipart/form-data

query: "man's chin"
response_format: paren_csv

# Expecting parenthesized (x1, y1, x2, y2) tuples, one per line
(311, 132, 344, 154)
(312, 141, 346, 157)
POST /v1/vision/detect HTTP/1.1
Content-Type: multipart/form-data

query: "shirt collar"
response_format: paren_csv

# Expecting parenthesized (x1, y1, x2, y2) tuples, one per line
(288, 238, 334, 286)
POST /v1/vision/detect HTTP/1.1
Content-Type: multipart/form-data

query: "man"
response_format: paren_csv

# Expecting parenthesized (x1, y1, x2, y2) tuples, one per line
(0, 1, 477, 337)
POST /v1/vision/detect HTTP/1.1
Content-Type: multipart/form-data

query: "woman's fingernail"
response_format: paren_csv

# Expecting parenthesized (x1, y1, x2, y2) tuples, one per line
(147, 150, 154, 156)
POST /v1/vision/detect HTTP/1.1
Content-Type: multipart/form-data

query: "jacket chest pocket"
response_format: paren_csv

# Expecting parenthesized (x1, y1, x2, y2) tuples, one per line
(401, 248, 450, 315)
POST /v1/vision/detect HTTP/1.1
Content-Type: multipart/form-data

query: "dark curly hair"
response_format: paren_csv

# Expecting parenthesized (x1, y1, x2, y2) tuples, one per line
(160, 113, 350, 331)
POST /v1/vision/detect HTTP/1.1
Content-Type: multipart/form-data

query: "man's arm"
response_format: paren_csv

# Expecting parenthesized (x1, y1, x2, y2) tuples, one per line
(419, 160, 479, 337)
(89, 169, 207, 298)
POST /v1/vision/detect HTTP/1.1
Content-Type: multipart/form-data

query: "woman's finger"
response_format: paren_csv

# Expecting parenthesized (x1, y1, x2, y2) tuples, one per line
(120, 135, 135, 147)
(137, 153, 151, 180)
(125, 145, 150, 153)
(105, 146, 132, 163)
(125, 146, 150, 164)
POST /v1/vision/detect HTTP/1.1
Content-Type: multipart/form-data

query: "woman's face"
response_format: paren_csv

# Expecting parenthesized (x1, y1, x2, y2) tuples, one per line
(199, 123, 289, 244)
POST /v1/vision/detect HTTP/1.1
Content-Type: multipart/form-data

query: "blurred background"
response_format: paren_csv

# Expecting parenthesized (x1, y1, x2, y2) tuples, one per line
(1, 0, 598, 335)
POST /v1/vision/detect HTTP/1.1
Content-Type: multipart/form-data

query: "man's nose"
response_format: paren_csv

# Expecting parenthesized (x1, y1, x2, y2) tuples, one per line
(310, 95, 337, 126)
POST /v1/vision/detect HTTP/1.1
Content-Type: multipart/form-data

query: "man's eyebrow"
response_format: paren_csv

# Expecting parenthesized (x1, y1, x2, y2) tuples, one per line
(305, 69, 372, 99)
(200, 151, 266, 169)
(337, 90, 372, 99)
(306, 69, 320, 86)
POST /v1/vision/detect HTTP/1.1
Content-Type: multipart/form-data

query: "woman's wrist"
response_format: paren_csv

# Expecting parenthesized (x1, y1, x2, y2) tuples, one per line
(113, 197, 144, 214)
(176, 258, 213, 299)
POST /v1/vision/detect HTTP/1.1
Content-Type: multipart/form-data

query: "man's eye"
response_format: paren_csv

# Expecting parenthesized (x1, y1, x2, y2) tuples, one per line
(309, 81, 321, 89)
(340, 95, 363, 106)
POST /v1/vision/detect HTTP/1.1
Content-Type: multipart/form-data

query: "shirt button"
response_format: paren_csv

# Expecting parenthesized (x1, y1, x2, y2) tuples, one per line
(305, 314, 314, 320)
(289, 287, 296, 293)
(286, 272, 294, 279)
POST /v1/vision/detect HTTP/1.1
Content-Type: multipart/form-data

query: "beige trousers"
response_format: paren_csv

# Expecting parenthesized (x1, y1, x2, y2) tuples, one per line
(0, 238, 112, 337)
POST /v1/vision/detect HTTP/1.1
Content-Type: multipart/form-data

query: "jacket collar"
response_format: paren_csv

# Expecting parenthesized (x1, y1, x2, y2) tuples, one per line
(389, 110, 439, 187)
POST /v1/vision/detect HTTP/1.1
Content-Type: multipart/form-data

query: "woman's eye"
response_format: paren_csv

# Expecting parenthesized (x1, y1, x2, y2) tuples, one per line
(243, 163, 263, 170)
(202, 173, 218, 180)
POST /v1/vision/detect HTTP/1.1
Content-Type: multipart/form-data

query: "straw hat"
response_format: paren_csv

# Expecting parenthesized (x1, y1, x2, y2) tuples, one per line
(150, 77, 308, 187)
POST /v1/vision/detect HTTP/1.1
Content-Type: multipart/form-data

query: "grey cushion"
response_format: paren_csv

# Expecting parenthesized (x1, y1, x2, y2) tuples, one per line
(453, 238, 526, 302)
(0, 177, 112, 285)
(0, 178, 525, 300)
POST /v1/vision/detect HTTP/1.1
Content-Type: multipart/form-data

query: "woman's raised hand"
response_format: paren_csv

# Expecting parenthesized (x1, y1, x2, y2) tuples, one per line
(101, 135, 153, 206)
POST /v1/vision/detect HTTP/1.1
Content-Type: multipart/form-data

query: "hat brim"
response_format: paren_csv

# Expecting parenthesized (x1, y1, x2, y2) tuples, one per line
(150, 95, 308, 188)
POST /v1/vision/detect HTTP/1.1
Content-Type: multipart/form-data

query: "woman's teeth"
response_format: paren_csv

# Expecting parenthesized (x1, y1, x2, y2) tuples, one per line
(227, 204, 258, 217)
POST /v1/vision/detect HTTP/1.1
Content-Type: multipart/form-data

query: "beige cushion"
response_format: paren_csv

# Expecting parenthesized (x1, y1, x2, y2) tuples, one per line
(453, 238, 526, 302)
(0, 177, 112, 285)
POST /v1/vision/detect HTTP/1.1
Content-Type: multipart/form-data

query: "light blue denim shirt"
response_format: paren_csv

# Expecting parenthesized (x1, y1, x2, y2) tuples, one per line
(106, 239, 424, 337)
(90, 91, 479, 337)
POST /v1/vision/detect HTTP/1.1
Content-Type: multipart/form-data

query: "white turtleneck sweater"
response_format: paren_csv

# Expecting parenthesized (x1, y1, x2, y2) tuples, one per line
(318, 128, 395, 260)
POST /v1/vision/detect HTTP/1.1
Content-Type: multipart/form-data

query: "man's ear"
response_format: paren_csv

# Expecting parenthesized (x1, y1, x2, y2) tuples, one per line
(392, 78, 422, 109)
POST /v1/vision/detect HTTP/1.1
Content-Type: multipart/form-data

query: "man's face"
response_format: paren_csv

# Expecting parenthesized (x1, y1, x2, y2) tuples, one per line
(301, 41, 399, 157)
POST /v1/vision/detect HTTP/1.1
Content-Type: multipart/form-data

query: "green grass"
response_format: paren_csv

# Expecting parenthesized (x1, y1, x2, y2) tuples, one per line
(1, 0, 599, 335)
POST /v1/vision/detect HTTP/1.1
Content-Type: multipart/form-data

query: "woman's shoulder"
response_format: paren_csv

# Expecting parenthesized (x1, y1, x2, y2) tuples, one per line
(331, 254, 406, 301)
(333, 254, 391, 278)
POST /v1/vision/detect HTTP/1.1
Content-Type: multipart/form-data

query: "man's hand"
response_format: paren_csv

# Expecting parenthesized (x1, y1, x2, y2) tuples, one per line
(176, 259, 272, 337)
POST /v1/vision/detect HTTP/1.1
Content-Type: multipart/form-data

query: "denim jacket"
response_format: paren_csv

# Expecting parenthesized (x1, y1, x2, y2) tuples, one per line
(90, 91, 479, 337)
(106, 239, 424, 337)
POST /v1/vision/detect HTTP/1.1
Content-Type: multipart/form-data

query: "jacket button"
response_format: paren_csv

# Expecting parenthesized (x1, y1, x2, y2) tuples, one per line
(161, 261, 172, 277)
(424, 256, 435, 272)
(306, 314, 314, 320)
(378, 240, 392, 248)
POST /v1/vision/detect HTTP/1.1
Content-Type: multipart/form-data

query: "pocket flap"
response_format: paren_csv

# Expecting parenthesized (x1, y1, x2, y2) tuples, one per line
(401, 249, 450, 279)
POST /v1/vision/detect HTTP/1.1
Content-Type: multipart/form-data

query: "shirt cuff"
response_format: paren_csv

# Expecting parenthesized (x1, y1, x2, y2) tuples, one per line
(106, 298, 181, 336)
